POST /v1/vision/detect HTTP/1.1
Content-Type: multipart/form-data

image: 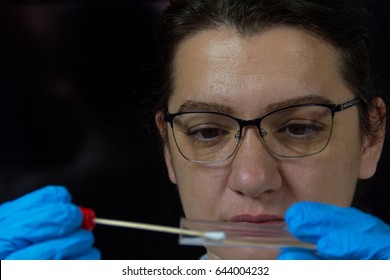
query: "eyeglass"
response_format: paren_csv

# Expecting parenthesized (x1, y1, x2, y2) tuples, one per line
(164, 98, 360, 163)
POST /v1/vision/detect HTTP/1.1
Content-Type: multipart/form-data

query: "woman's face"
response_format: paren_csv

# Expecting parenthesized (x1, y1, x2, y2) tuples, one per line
(156, 27, 382, 259)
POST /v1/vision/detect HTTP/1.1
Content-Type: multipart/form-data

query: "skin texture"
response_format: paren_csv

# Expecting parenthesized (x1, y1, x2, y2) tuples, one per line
(155, 26, 385, 259)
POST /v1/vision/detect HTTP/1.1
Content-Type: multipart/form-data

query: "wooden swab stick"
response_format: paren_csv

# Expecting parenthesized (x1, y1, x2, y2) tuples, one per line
(79, 207, 225, 241)
(94, 218, 225, 241)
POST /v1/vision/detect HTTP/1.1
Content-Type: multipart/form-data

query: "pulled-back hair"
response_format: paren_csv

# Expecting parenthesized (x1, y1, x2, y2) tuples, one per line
(156, 0, 378, 136)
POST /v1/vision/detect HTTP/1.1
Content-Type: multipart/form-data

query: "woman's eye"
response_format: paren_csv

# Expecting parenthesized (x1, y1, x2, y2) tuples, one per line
(199, 128, 220, 139)
(278, 121, 324, 137)
(190, 128, 225, 140)
(187, 127, 228, 141)
(286, 124, 318, 135)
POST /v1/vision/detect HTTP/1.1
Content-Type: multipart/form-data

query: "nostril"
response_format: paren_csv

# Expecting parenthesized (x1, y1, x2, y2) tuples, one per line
(234, 189, 244, 196)
(234, 187, 274, 196)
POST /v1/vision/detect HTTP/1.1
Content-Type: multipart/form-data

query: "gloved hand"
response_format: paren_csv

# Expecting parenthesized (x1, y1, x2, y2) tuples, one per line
(0, 186, 100, 260)
(278, 202, 390, 260)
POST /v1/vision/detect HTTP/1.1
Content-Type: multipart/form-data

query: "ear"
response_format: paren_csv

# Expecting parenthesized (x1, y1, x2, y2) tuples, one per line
(358, 97, 387, 179)
(155, 112, 177, 184)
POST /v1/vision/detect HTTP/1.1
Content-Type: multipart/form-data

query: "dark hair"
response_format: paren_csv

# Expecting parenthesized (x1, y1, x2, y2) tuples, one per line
(156, 0, 379, 136)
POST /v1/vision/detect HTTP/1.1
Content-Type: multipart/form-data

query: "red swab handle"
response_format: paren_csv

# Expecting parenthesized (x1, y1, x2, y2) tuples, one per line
(79, 207, 96, 231)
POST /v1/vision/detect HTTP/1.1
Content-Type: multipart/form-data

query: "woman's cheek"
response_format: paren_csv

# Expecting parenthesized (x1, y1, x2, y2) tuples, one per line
(176, 165, 229, 219)
(281, 158, 357, 206)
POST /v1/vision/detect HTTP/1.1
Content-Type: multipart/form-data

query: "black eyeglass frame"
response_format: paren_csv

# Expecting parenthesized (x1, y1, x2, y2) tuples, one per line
(164, 98, 361, 161)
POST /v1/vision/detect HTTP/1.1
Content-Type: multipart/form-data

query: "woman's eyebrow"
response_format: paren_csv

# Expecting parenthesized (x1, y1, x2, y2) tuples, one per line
(264, 95, 333, 112)
(178, 101, 233, 114)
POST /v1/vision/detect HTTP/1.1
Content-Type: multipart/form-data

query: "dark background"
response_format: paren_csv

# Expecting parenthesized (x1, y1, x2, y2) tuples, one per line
(0, 0, 389, 259)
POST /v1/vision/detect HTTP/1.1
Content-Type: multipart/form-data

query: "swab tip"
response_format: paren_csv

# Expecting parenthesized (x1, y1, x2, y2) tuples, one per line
(202, 231, 226, 241)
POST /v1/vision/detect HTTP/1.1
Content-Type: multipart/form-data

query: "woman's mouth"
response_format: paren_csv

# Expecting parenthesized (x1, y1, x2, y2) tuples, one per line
(229, 214, 285, 225)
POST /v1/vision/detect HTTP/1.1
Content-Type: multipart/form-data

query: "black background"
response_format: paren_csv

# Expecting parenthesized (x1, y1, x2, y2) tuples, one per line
(0, 0, 389, 259)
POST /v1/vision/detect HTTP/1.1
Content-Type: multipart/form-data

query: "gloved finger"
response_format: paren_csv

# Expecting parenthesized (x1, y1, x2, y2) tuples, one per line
(5, 230, 99, 260)
(285, 202, 388, 244)
(278, 248, 322, 260)
(0, 186, 71, 216)
(0, 186, 80, 234)
(0, 187, 83, 259)
(1, 202, 82, 238)
(0, 203, 83, 259)
(317, 231, 390, 260)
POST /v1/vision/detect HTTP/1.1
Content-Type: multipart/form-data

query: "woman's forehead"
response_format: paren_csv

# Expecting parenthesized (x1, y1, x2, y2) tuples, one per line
(175, 26, 336, 67)
(169, 27, 350, 116)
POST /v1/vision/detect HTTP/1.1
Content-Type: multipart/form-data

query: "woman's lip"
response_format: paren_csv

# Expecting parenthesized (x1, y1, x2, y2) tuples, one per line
(229, 214, 285, 224)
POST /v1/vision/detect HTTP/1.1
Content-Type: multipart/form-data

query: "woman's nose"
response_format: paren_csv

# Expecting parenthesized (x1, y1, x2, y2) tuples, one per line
(227, 127, 282, 198)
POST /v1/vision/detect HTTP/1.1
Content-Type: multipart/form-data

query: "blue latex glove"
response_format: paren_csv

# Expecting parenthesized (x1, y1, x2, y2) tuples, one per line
(0, 186, 100, 260)
(278, 202, 390, 260)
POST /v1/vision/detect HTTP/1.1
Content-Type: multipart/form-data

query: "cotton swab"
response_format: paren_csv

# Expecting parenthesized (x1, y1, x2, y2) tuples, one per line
(94, 218, 225, 241)
(79, 207, 225, 242)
